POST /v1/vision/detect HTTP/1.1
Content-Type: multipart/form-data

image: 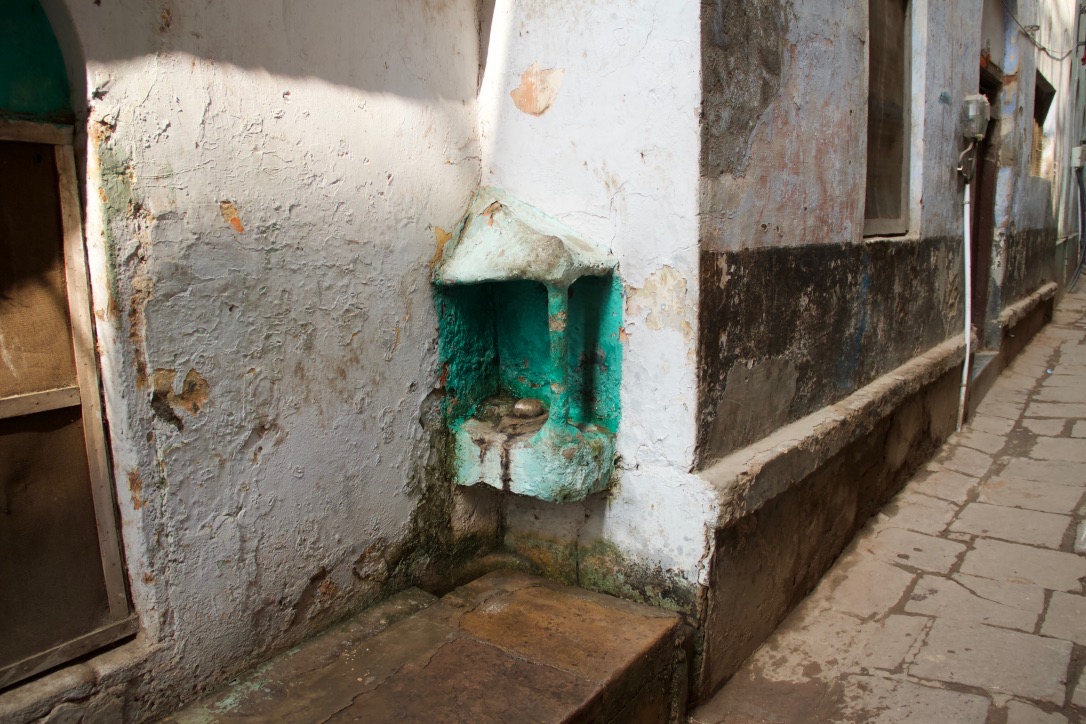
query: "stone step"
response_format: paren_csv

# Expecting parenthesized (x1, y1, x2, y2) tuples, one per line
(165, 570, 685, 724)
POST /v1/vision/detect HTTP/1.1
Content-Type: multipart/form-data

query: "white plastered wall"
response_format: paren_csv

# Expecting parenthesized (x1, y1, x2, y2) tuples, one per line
(478, 0, 718, 585)
(45, 0, 481, 692)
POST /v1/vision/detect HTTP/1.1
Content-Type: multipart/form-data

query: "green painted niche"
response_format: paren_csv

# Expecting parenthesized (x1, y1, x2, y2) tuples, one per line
(433, 187, 624, 503)
(0, 0, 71, 122)
(436, 275, 623, 432)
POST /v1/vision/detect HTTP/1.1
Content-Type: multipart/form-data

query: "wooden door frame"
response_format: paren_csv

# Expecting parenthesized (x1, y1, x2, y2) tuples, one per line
(0, 118, 136, 689)
(971, 65, 1003, 342)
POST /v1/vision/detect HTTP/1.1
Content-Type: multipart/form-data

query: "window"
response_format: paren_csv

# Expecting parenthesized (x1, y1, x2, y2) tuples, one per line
(0, 122, 135, 688)
(865, 0, 910, 236)
(1031, 71, 1055, 178)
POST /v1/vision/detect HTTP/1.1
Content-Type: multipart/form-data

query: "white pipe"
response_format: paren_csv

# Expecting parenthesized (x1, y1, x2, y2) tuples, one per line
(957, 180, 973, 431)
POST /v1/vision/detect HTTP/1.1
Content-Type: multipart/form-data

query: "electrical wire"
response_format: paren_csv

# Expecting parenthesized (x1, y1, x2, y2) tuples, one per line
(999, 0, 1074, 61)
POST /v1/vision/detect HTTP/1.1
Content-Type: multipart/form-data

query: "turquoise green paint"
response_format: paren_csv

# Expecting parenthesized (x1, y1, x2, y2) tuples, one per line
(432, 186, 623, 502)
(0, 0, 71, 121)
(545, 285, 571, 424)
(505, 420, 616, 503)
(437, 275, 622, 432)
(494, 280, 551, 404)
(567, 275, 623, 431)
(435, 284, 498, 421)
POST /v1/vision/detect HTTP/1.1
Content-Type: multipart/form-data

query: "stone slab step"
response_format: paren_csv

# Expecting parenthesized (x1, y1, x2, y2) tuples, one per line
(164, 570, 684, 723)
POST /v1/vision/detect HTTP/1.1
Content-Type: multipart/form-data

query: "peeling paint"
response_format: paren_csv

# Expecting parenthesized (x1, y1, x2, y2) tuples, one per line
(174, 368, 210, 415)
(625, 265, 693, 338)
(509, 62, 564, 116)
(128, 469, 144, 510)
(431, 226, 453, 268)
(150, 367, 210, 429)
(218, 201, 245, 233)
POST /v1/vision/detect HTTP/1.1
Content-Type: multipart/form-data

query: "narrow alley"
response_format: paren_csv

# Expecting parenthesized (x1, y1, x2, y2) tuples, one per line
(2, 1, 1084, 721)
(691, 291, 1086, 722)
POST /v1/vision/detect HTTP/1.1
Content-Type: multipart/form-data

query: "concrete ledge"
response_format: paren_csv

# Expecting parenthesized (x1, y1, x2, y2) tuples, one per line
(699, 335, 966, 528)
(999, 281, 1057, 331)
(967, 281, 1057, 418)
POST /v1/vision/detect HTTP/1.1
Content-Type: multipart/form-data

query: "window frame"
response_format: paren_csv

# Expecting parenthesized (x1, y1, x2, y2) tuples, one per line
(0, 118, 136, 690)
(864, 0, 912, 238)
(1030, 70, 1055, 178)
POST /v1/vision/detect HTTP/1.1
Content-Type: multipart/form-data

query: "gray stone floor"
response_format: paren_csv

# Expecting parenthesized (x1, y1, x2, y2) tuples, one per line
(691, 291, 1086, 723)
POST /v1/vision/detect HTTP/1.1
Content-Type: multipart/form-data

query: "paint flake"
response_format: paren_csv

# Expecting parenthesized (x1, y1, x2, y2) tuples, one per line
(510, 63, 565, 116)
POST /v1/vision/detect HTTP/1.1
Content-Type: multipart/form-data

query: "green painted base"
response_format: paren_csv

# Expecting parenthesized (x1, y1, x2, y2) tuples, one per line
(453, 417, 615, 503)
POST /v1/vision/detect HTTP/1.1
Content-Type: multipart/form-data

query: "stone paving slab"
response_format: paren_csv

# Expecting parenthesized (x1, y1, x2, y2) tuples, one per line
(812, 554, 916, 620)
(873, 491, 959, 535)
(1006, 699, 1069, 723)
(908, 467, 978, 504)
(1074, 670, 1086, 709)
(1034, 386, 1086, 403)
(905, 575, 1039, 632)
(1000, 458, 1086, 487)
(858, 527, 966, 574)
(1040, 591, 1086, 645)
(950, 502, 1071, 549)
(977, 477, 1084, 514)
(167, 571, 681, 723)
(976, 399, 1024, 420)
(1032, 436, 1086, 463)
(838, 675, 991, 723)
(1027, 401, 1086, 419)
(854, 615, 929, 672)
(949, 572, 1046, 613)
(691, 292, 1086, 723)
(972, 416, 1016, 437)
(952, 428, 1006, 455)
(1023, 418, 1068, 436)
(909, 620, 1072, 704)
(940, 446, 994, 477)
(959, 538, 1086, 590)
(1041, 374, 1082, 388)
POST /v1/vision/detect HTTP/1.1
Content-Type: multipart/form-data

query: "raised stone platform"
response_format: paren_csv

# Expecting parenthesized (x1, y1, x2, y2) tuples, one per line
(165, 570, 683, 723)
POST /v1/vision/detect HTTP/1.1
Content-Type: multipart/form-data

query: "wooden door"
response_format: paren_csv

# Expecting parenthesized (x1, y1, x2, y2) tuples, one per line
(0, 120, 134, 689)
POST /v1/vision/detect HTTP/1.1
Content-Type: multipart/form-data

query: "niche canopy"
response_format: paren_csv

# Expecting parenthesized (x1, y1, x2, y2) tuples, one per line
(434, 187, 621, 504)
(433, 188, 617, 288)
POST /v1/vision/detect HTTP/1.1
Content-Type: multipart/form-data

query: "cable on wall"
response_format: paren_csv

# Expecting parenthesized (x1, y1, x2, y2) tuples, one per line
(1000, 0, 1074, 60)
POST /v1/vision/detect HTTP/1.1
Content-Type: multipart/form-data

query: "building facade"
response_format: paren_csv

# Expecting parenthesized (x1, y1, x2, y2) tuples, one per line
(0, 0, 1079, 718)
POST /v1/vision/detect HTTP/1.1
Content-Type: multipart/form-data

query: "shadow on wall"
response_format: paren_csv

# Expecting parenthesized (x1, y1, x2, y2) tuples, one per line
(40, 0, 487, 102)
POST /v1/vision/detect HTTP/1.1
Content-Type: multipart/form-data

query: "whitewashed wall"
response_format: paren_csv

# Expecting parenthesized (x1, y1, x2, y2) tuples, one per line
(478, 0, 718, 587)
(47, 0, 481, 693)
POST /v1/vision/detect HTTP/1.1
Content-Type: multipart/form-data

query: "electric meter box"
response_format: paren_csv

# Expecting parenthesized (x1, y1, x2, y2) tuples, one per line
(960, 95, 991, 141)
(1072, 145, 1086, 168)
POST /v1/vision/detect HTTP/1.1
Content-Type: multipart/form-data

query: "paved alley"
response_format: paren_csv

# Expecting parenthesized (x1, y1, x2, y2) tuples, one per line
(691, 292, 1086, 723)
